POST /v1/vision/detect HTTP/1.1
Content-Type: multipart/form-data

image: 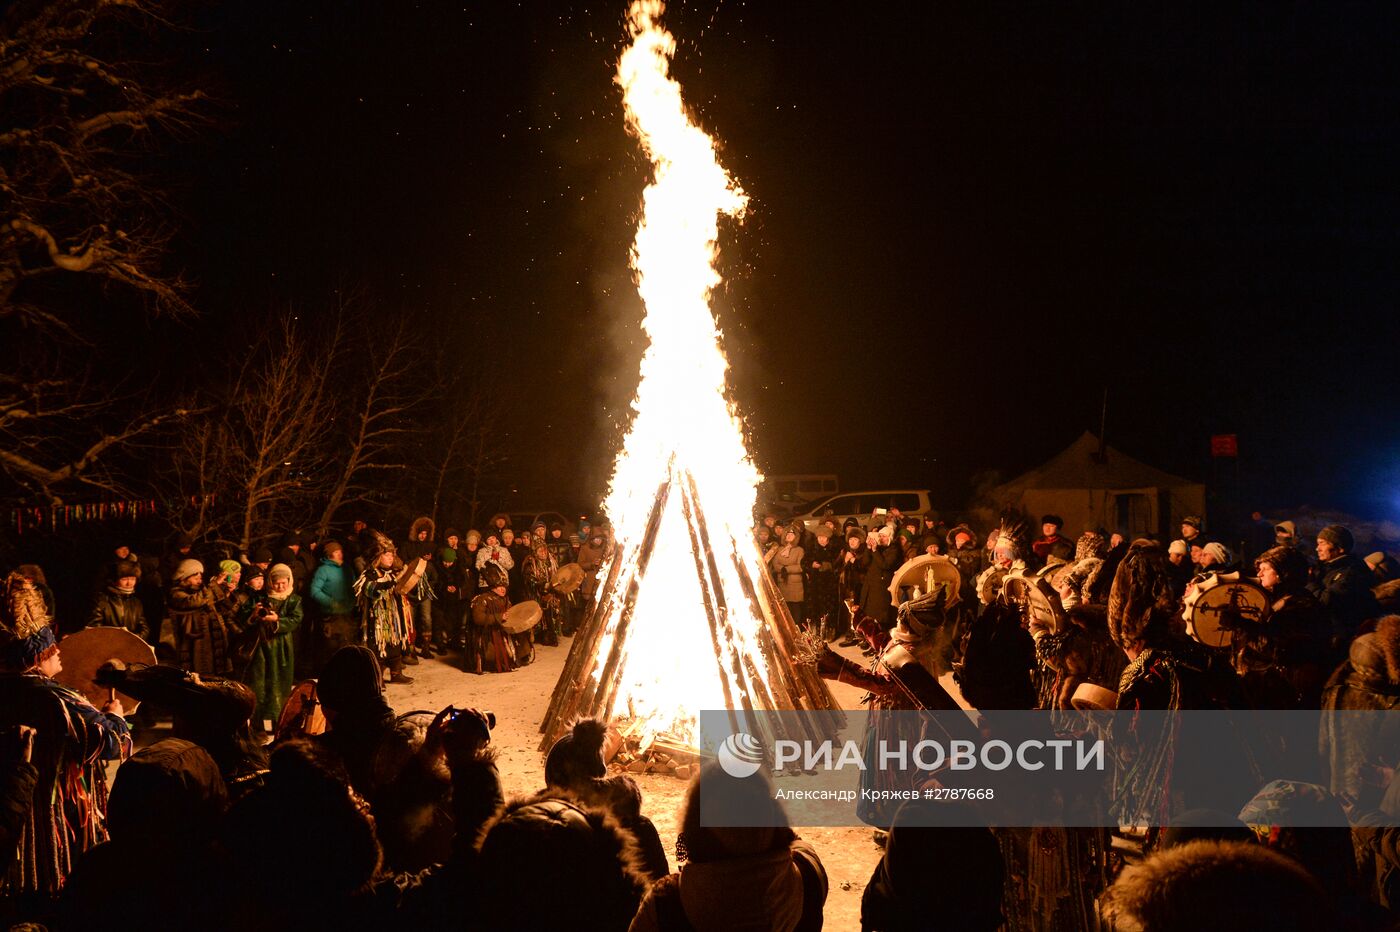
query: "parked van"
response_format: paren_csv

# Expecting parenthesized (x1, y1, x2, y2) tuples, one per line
(792, 489, 934, 533)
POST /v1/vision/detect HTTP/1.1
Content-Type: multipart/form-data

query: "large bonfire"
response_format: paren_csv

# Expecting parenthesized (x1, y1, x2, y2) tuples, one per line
(541, 0, 839, 754)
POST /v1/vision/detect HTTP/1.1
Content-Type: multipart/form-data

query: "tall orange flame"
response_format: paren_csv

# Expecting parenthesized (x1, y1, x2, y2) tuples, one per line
(589, 0, 770, 743)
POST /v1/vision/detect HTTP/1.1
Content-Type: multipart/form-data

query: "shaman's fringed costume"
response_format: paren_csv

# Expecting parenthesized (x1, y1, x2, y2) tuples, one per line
(523, 551, 561, 646)
(818, 591, 973, 826)
(469, 589, 516, 673)
(0, 621, 131, 901)
(354, 566, 414, 674)
(997, 825, 1114, 932)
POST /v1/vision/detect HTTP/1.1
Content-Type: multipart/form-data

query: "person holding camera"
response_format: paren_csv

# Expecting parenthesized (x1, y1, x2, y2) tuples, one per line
(242, 564, 303, 733)
(768, 523, 806, 629)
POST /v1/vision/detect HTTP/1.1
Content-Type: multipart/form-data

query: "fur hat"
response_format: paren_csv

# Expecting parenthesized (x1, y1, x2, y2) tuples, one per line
(113, 559, 141, 579)
(1349, 616, 1400, 685)
(475, 793, 647, 931)
(409, 515, 435, 541)
(268, 564, 294, 586)
(1075, 531, 1108, 562)
(1202, 542, 1232, 565)
(465, 529, 482, 545)
(1254, 545, 1308, 589)
(1317, 524, 1354, 552)
(1107, 540, 1174, 651)
(480, 564, 509, 589)
(545, 718, 609, 789)
(443, 527, 460, 541)
(1040, 514, 1064, 529)
(946, 524, 976, 550)
(173, 559, 204, 583)
(1105, 839, 1328, 932)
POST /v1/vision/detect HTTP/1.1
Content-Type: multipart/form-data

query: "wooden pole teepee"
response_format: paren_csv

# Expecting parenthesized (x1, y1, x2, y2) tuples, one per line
(539, 462, 843, 752)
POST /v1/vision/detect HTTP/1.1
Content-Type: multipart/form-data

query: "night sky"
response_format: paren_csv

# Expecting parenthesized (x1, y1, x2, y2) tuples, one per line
(166, 1, 1400, 520)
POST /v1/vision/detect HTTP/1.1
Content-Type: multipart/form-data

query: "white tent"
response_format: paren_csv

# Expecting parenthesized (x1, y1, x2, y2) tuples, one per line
(988, 432, 1206, 540)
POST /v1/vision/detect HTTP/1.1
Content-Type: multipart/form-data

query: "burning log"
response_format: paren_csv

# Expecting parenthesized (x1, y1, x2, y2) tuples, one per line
(539, 462, 843, 756)
(540, 470, 672, 750)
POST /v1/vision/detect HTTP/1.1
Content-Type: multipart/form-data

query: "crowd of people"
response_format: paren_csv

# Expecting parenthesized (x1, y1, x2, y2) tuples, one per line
(810, 506, 1400, 929)
(0, 502, 1399, 930)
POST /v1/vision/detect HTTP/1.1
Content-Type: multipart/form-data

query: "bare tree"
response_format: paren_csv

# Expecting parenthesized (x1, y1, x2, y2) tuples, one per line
(168, 313, 341, 551)
(314, 314, 426, 538)
(422, 380, 505, 529)
(0, 0, 207, 503)
(0, 0, 204, 325)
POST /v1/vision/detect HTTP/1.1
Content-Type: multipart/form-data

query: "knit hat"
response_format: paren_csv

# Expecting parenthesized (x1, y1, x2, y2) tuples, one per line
(1182, 516, 1203, 531)
(1203, 542, 1232, 565)
(321, 540, 343, 559)
(545, 718, 609, 789)
(439, 547, 457, 563)
(251, 546, 274, 565)
(268, 563, 294, 586)
(242, 564, 265, 584)
(1317, 524, 1353, 552)
(219, 559, 242, 581)
(173, 559, 204, 583)
(444, 528, 460, 541)
(465, 529, 482, 545)
(1274, 520, 1297, 538)
(1168, 539, 1189, 557)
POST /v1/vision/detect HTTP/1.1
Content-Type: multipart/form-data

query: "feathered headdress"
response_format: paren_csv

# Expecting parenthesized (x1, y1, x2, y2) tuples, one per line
(363, 528, 396, 563)
(2, 570, 57, 671)
(993, 509, 1029, 558)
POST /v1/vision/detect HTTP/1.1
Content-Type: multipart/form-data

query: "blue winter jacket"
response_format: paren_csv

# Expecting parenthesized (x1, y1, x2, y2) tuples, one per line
(309, 558, 353, 615)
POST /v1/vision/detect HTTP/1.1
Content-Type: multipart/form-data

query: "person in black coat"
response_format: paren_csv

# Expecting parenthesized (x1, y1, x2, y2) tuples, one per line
(837, 528, 872, 647)
(804, 527, 843, 641)
(861, 528, 903, 631)
(1309, 524, 1381, 643)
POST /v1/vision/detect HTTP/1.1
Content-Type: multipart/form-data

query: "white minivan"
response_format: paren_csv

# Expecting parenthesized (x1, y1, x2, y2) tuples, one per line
(792, 489, 934, 534)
